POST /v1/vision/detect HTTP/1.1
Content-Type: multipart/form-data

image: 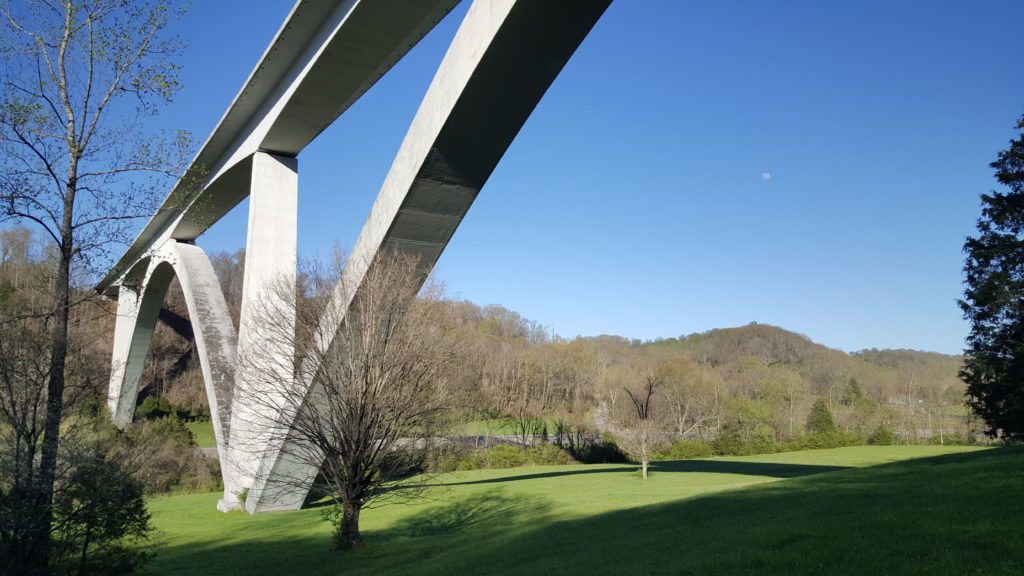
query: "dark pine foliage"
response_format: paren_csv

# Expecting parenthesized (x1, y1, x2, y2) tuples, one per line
(960, 116, 1024, 441)
(805, 400, 837, 435)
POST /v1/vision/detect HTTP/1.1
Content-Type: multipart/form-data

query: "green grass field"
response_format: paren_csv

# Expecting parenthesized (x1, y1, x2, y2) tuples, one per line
(459, 417, 561, 436)
(185, 420, 216, 448)
(142, 445, 1024, 575)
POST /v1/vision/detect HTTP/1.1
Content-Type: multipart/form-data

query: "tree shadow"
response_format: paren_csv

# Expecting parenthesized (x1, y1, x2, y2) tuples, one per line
(392, 489, 551, 537)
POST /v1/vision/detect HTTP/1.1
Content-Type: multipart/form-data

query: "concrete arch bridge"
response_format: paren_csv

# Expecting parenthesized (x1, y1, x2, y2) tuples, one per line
(97, 0, 611, 513)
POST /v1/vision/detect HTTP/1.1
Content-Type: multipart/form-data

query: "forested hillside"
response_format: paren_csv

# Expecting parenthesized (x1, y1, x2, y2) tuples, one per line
(0, 230, 972, 450)
(129, 249, 975, 448)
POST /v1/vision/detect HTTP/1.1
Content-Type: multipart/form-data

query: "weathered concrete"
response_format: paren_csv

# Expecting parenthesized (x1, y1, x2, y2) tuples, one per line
(226, 152, 298, 510)
(107, 259, 162, 427)
(105, 240, 242, 508)
(100, 0, 611, 514)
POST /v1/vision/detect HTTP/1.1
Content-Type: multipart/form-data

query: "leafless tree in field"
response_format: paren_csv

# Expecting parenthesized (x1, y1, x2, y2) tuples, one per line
(237, 249, 460, 549)
(617, 371, 665, 480)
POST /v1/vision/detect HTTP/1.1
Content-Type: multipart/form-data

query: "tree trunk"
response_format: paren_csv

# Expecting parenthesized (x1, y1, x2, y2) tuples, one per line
(642, 459, 649, 480)
(340, 502, 364, 549)
(32, 165, 77, 576)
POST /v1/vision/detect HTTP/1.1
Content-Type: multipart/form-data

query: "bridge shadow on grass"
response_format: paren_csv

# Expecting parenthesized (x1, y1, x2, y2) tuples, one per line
(435, 459, 848, 487)
(143, 448, 1024, 576)
(651, 459, 849, 478)
(373, 448, 1024, 576)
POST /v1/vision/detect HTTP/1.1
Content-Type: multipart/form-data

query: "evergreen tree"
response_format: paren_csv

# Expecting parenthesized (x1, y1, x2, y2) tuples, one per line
(842, 378, 863, 406)
(806, 400, 837, 435)
(868, 425, 896, 446)
(960, 116, 1024, 441)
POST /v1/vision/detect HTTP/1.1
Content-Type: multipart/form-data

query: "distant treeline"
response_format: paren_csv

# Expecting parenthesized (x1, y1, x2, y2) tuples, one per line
(132, 248, 974, 451)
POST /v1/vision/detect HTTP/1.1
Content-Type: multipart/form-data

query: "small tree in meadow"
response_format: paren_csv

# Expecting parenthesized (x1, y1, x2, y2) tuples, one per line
(620, 373, 665, 479)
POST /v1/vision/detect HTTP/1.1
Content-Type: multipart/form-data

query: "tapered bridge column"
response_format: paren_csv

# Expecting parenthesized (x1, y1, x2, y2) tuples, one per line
(222, 152, 298, 511)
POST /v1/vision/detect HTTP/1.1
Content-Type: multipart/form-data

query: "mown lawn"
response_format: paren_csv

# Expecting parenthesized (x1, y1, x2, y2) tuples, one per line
(142, 445, 1023, 575)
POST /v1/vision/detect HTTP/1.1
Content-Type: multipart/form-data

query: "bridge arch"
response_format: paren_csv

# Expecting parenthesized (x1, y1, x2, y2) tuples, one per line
(106, 241, 244, 508)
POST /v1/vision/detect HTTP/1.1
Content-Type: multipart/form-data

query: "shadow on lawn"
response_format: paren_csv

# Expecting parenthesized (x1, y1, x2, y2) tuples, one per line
(435, 459, 848, 487)
(393, 490, 551, 537)
(650, 459, 849, 478)
(144, 448, 1024, 576)
(380, 447, 1024, 576)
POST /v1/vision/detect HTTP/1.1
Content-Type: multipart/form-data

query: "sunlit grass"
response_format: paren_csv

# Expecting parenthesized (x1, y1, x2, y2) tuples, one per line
(185, 420, 216, 448)
(459, 417, 561, 436)
(142, 445, 1023, 575)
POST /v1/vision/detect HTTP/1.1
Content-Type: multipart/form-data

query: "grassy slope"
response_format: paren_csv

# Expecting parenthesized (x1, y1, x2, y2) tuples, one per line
(460, 417, 562, 436)
(185, 420, 216, 448)
(142, 445, 1023, 575)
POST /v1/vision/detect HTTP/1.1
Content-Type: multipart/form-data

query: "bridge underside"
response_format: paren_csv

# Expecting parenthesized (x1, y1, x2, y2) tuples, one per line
(103, 0, 610, 513)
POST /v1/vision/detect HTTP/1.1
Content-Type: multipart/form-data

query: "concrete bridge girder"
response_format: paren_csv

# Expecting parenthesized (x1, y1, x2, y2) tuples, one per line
(96, 0, 461, 291)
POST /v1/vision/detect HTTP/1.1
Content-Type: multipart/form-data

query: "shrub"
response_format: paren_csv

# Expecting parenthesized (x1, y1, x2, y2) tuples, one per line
(49, 427, 153, 575)
(575, 433, 629, 464)
(786, 430, 865, 451)
(136, 396, 174, 421)
(526, 443, 574, 466)
(654, 438, 714, 460)
(745, 432, 780, 455)
(429, 452, 459, 473)
(868, 425, 897, 446)
(136, 395, 197, 422)
(711, 424, 780, 456)
(487, 445, 527, 469)
(456, 453, 487, 471)
(711, 425, 745, 455)
(125, 416, 197, 494)
(176, 454, 223, 493)
(321, 505, 347, 550)
(927, 431, 977, 446)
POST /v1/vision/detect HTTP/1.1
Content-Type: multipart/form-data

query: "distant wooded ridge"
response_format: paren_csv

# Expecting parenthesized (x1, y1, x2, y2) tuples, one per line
(116, 247, 968, 446)
(0, 236, 973, 446)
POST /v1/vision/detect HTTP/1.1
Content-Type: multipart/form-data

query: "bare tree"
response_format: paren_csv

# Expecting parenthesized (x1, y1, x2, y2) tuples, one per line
(659, 354, 722, 439)
(238, 250, 459, 550)
(619, 371, 665, 480)
(0, 1, 192, 571)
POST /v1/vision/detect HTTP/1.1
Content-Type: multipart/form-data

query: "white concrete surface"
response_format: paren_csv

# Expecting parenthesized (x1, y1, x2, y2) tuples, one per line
(228, 152, 298, 509)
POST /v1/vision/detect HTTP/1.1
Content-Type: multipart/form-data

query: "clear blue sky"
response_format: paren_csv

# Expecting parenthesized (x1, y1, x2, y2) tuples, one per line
(156, 0, 1024, 355)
